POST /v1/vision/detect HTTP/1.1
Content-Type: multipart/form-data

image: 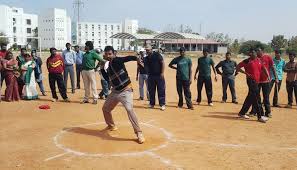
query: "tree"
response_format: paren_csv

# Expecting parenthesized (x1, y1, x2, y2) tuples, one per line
(271, 35, 288, 50)
(229, 39, 240, 54)
(137, 28, 156, 35)
(287, 36, 297, 53)
(239, 40, 266, 54)
(0, 32, 9, 45)
(206, 32, 232, 45)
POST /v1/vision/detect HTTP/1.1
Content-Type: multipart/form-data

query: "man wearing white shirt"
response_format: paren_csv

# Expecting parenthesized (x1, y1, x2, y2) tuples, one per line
(62, 43, 76, 94)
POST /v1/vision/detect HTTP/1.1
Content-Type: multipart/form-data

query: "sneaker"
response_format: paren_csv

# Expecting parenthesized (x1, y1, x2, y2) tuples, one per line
(258, 116, 269, 123)
(149, 105, 154, 109)
(208, 103, 214, 106)
(161, 105, 166, 111)
(92, 100, 98, 105)
(188, 106, 194, 110)
(273, 104, 281, 108)
(51, 98, 58, 102)
(266, 113, 272, 118)
(238, 114, 250, 119)
(137, 132, 145, 144)
(81, 99, 89, 104)
(42, 92, 47, 96)
(232, 101, 238, 104)
(139, 97, 144, 101)
(285, 104, 293, 108)
(221, 100, 226, 103)
(63, 98, 70, 103)
(105, 125, 118, 131)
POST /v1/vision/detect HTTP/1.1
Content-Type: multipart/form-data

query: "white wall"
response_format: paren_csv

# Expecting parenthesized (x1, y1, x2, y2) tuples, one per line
(39, 8, 71, 50)
(0, 5, 38, 47)
(77, 22, 122, 50)
(122, 19, 139, 50)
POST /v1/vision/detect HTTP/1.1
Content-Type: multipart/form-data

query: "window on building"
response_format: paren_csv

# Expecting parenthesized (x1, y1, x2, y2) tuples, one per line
(118, 39, 120, 44)
(98, 25, 101, 30)
(27, 28, 32, 34)
(13, 27, 16, 33)
(13, 18, 16, 24)
(78, 24, 81, 29)
(92, 32, 94, 37)
(105, 25, 107, 30)
(26, 19, 31, 25)
(111, 32, 113, 35)
(105, 39, 107, 44)
(92, 24, 94, 29)
(14, 38, 17, 42)
(85, 24, 88, 29)
(117, 25, 120, 31)
(111, 25, 113, 30)
(105, 32, 107, 37)
(98, 39, 101, 44)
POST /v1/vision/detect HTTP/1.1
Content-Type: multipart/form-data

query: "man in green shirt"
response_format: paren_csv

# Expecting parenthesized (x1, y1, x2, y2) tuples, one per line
(81, 41, 105, 104)
(169, 47, 193, 109)
(194, 48, 218, 106)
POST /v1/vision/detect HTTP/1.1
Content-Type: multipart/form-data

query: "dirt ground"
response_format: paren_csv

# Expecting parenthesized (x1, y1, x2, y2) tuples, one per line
(1, 55, 297, 170)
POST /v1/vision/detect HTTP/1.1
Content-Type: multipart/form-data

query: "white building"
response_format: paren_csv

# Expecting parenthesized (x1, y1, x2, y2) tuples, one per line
(0, 5, 38, 47)
(122, 19, 139, 49)
(75, 22, 122, 50)
(38, 8, 71, 50)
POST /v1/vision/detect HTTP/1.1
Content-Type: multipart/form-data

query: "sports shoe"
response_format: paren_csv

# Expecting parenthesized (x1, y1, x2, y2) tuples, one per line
(285, 104, 293, 108)
(139, 97, 144, 101)
(63, 98, 70, 103)
(105, 125, 118, 131)
(221, 100, 226, 103)
(188, 106, 194, 110)
(238, 114, 250, 119)
(81, 99, 89, 104)
(232, 101, 238, 104)
(266, 113, 272, 118)
(137, 132, 145, 144)
(258, 116, 269, 123)
(161, 105, 166, 111)
(208, 103, 214, 106)
(92, 100, 98, 105)
(42, 92, 47, 96)
(273, 104, 281, 108)
(51, 98, 58, 102)
(149, 105, 154, 109)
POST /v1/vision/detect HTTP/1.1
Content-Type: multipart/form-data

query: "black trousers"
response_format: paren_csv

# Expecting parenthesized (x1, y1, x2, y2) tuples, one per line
(76, 64, 83, 88)
(269, 80, 282, 106)
(148, 75, 166, 106)
(222, 75, 237, 102)
(197, 76, 212, 104)
(286, 80, 297, 105)
(176, 79, 193, 108)
(49, 73, 68, 100)
(251, 82, 271, 115)
(239, 79, 264, 119)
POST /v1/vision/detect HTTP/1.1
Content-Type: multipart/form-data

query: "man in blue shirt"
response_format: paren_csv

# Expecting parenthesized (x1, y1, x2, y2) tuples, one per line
(215, 52, 238, 104)
(74, 45, 84, 89)
(270, 49, 286, 107)
(62, 43, 76, 94)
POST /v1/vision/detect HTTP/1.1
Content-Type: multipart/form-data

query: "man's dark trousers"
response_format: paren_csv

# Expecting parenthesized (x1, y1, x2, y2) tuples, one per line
(222, 75, 236, 102)
(148, 75, 166, 106)
(49, 73, 68, 100)
(269, 80, 282, 106)
(197, 75, 212, 104)
(177, 79, 192, 108)
(239, 79, 264, 119)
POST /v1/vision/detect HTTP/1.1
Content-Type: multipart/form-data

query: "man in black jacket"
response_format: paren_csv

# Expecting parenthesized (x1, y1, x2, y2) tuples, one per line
(101, 46, 145, 144)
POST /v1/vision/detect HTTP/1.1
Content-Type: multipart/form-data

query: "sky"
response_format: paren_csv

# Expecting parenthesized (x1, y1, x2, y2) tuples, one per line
(1, 0, 296, 42)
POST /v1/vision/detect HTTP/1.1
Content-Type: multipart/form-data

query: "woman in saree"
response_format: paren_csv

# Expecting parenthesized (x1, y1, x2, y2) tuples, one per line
(21, 54, 38, 100)
(3, 51, 20, 102)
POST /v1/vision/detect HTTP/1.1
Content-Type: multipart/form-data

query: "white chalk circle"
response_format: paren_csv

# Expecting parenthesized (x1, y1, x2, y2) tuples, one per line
(53, 122, 174, 157)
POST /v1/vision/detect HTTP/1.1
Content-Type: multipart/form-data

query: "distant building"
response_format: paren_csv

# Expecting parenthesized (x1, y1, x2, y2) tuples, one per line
(0, 5, 38, 48)
(38, 8, 71, 50)
(75, 22, 122, 50)
(122, 19, 138, 50)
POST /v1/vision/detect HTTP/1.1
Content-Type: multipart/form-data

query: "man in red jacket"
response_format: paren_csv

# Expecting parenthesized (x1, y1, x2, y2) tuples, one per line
(46, 48, 69, 102)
